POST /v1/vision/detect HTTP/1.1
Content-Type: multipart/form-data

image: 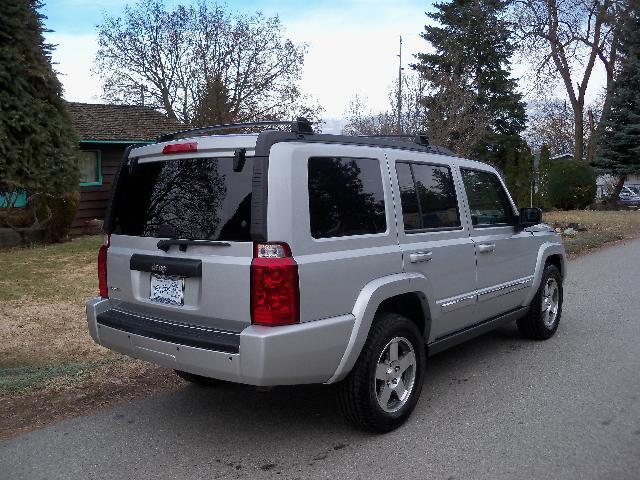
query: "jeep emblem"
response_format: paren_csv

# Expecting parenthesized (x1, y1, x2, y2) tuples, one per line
(151, 264, 167, 274)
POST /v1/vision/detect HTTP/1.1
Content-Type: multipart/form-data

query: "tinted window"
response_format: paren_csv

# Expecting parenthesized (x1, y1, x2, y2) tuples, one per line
(111, 156, 255, 241)
(396, 162, 460, 230)
(396, 163, 421, 230)
(308, 157, 386, 238)
(461, 169, 513, 226)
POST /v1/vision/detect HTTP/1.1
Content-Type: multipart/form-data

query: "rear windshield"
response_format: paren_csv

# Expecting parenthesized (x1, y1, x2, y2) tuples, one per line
(110, 157, 254, 241)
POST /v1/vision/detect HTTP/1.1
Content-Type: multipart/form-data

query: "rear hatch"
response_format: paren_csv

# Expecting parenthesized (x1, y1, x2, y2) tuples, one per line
(105, 139, 259, 333)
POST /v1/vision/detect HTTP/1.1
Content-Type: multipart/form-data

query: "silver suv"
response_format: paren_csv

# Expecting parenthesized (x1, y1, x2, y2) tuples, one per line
(86, 119, 566, 432)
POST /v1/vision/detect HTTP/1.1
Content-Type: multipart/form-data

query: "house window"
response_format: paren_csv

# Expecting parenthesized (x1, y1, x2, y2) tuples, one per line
(79, 150, 102, 186)
(0, 189, 28, 208)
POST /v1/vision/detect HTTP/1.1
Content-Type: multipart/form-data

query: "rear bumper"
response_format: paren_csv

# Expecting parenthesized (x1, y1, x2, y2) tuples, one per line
(86, 298, 354, 386)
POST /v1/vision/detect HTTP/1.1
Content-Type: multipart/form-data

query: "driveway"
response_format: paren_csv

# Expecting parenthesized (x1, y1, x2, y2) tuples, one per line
(2, 239, 640, 479)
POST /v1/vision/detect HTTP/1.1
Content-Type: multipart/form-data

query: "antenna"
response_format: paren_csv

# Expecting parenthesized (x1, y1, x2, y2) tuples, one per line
(397, 35, 403, 134)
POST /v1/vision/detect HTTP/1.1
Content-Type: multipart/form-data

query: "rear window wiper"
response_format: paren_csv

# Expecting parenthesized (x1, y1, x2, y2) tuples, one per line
(157, 239, 231, 252)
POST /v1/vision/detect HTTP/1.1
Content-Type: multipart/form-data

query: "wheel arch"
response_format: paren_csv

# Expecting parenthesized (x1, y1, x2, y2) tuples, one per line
(522, 242, 567, 307)
(325, 272, 433, 384)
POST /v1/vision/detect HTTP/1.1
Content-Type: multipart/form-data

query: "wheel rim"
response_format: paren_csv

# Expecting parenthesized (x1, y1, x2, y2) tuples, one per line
(541, 277, 560, 328)
(374, 336, 416, 413)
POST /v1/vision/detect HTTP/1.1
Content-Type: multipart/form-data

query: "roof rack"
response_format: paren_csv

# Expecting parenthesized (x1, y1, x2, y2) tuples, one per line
(358, 133, 429, 146)
(156, 117, 452, 157)
(158, 117, 314, 141)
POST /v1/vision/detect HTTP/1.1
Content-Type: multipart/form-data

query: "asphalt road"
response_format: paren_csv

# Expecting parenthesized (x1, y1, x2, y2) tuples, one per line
(2, 239, 640, 480)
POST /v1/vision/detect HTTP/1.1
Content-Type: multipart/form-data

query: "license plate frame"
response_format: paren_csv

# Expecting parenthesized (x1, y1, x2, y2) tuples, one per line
(149, 273, 185, 306)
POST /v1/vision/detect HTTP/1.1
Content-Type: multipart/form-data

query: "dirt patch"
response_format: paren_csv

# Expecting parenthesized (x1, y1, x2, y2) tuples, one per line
(0, 360, 185, 441)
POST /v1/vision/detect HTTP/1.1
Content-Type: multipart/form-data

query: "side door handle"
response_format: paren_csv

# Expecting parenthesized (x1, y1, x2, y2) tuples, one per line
(477, 243, 495, 253)
(409, 251, 433, 263)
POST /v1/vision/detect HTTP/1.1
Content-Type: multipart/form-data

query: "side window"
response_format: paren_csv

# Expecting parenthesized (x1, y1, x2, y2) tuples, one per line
(461, 169, 514, 226)
(395, 162, 461, 231)
(396, 163, 421, 230)
(308, 157, 386, 238)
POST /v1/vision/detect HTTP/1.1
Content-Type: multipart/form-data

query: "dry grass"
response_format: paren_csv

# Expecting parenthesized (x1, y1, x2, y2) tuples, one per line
(543, 210, 640, 256)
(0, 235, 111, 369)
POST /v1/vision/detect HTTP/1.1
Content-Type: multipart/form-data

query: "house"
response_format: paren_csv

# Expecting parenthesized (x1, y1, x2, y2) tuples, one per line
(67, 102, 183, 234)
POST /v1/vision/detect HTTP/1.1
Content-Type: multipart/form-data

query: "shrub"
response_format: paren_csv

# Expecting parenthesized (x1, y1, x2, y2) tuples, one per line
(548, 160, 597, 210)
(45, 192, 80, 242)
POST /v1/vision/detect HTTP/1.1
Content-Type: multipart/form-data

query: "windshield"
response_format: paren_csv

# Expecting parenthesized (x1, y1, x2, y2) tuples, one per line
(110, 156, 255, 241)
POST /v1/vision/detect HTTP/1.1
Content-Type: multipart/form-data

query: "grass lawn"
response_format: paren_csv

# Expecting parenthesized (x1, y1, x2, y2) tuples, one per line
(543, 210, 640, 256)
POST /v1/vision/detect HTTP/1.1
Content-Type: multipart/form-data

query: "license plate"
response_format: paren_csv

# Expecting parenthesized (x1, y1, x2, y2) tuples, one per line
(150, 274, 184, 306)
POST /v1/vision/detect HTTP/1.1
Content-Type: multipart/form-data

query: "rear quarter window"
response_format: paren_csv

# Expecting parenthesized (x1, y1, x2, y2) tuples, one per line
(308, 157, 386, 239)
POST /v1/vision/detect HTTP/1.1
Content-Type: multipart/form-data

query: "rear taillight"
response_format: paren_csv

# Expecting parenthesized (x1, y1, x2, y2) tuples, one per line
(251, 242, 299, 326)
(98, 235, 110, 298)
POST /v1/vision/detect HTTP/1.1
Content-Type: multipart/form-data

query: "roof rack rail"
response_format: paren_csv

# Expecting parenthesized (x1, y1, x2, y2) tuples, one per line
(158, 117, 314, 142)
(358, 133, 429, 147)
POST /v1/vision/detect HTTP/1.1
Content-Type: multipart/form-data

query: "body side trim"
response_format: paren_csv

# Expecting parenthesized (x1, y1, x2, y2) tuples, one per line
(476, 275, 534, 302)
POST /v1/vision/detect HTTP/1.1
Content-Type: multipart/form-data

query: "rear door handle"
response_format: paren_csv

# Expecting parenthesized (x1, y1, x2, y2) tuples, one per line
(477, 243, 495, 253)
(409, 251, 433, 263)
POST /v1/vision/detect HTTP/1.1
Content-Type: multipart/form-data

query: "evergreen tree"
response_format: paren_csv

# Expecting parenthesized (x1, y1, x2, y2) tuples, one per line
(536, 144, 552, 209)
(503, 143, 534, 207)
(414, 0, 527, 169)
(0, 0, 79, 207)
(595, 0, 640, 198)
(192, 75, 234, 127)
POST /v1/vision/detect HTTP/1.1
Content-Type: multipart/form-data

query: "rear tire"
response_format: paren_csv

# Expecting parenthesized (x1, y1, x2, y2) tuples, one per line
(174, 370, 223, 387)
(337, 312, 426, 433)
(517, 264, 563, 340)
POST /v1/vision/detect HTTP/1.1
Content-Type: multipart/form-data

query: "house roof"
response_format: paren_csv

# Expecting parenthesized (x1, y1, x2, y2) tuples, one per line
(66, 102, 184, 142)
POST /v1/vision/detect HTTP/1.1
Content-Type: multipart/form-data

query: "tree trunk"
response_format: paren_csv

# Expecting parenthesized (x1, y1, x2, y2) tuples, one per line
(573, 105, 584, 161)
(586, 109, 597, 163)
(611, 175, 627, 208)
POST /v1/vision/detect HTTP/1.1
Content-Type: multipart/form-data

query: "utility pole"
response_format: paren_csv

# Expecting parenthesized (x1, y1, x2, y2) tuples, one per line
(397, 36, 403, 134)
(140, 84, 145, 107)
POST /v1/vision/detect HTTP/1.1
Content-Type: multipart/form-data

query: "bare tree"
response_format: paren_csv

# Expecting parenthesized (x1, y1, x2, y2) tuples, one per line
(512, 0, 625, 161)
(95, 1, 322, 125)
(526, 96, 603, 155)
(342, 73, 428, 137)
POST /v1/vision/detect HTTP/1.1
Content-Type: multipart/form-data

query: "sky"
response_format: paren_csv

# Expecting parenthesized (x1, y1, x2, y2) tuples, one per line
(42, 0, 606, 133)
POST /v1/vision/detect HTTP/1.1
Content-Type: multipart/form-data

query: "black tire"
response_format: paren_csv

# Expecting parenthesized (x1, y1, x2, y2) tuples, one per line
(337, 312, 426, 433)
(517, 264, 563, 340)
(174, 370, 223, 387)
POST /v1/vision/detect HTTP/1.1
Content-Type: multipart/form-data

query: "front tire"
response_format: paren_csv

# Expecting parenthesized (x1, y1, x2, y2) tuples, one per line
(517, 264, 563, 340)
(337, 312, 426, 433)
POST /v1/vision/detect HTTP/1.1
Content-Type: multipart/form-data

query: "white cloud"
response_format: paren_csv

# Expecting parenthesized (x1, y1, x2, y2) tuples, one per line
(47, 32, 101, 103)
(285, 5, 427, 118)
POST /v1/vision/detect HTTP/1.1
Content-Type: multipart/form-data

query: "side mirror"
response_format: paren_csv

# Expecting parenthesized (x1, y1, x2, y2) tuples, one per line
(517, 207, 542, 230)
